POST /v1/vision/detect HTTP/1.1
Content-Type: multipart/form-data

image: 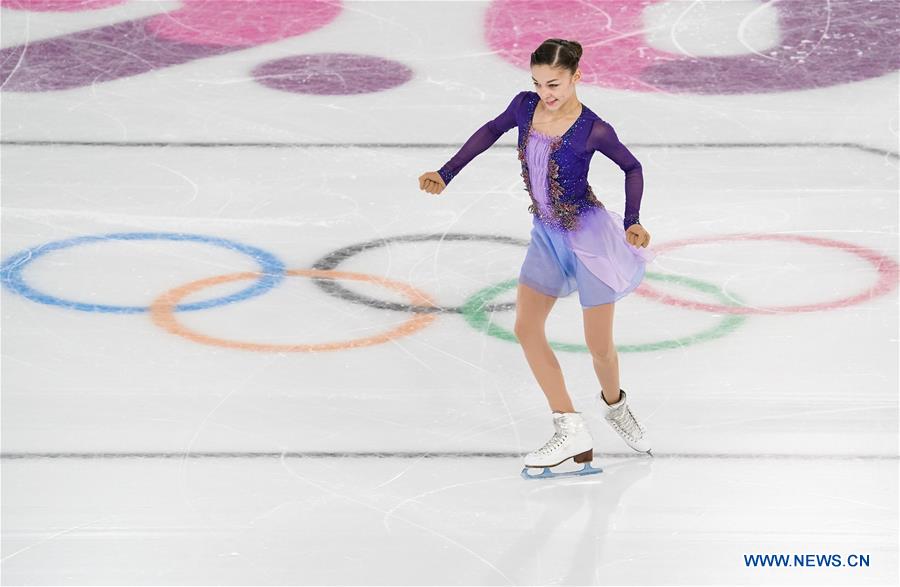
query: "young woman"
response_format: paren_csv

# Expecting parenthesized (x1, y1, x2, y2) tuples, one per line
(419, 38, 655, 477)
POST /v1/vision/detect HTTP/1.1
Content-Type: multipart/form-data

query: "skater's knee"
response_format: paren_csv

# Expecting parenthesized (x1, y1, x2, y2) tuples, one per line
(587, 341, 617, 362)
(513, 319, 545, 341)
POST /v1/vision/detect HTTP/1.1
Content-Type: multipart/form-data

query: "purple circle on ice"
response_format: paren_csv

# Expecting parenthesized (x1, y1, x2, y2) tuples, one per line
(252, 53, 412, 95)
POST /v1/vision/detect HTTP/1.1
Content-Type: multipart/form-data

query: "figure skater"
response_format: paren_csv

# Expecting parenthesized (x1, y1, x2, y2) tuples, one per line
(418, 38, 655, 479)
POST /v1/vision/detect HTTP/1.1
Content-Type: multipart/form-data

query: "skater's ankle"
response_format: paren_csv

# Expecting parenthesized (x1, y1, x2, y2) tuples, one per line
(601, 389, 621, 405)
(550, 402, 576, 413)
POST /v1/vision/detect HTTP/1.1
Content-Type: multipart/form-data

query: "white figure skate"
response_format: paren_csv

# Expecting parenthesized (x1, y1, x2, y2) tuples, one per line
(521, 412, 602, 480)
(600, 388, 651, 454)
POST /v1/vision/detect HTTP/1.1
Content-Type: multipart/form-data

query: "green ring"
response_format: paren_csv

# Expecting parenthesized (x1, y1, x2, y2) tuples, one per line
(459, 271, 748, 353)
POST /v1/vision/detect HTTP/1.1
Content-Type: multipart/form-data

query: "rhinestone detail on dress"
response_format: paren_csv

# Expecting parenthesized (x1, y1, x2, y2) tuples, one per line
(517, 96, 603, 231)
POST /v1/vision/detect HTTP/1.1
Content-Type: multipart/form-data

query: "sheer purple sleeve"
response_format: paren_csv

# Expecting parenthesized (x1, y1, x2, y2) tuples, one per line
(587, 118, 643, 230)
(437, 91, 527, 186)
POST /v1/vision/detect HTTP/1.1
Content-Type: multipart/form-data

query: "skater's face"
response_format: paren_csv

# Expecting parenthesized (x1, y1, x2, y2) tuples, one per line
(531, 64, 580, 110)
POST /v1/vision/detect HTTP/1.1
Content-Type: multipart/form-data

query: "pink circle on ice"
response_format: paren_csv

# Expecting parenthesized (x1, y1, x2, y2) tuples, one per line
(145, 0, 341, 47)
(485, 0, 900, 94)
(253, 53, 413, 95)
(485, 0, 672, 93)
(1, 0, 124, 10)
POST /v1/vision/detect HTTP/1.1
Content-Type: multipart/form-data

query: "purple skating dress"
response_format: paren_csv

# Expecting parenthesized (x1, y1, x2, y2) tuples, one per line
(519, 128, 655, 306)
(437, 91, 657, 307)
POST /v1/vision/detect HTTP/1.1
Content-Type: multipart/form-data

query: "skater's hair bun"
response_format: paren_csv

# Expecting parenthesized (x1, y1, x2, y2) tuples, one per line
(531, 39, 583, 75)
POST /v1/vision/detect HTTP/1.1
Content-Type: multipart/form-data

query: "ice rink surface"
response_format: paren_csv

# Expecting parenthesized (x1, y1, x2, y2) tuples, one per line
(1, 0, 898, 585)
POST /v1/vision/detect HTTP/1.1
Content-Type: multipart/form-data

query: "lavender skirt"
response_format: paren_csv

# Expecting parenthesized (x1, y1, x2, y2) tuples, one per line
(518, 206, 657, 307)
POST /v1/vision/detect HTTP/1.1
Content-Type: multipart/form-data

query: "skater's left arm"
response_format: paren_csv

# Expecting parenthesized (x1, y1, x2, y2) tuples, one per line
(587, 119, 649, 246)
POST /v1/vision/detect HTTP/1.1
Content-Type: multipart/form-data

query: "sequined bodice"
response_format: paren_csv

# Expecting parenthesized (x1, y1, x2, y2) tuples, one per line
(437, 91, 644, 231)
(525, 129, 553, 217)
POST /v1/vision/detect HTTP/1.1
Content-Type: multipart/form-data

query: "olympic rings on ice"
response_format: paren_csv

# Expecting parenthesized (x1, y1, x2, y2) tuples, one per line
(311, 233, 528, 314)
(638, 234, 900, 315)
(150, 269, 437, 352)
(460, 274, 747, 354)
(2, 230, 897, 353)
(0, 232, 285, 314)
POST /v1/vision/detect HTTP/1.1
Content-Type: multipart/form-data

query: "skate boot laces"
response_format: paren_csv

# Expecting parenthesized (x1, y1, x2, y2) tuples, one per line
(535, 413, 584, 456)
(534, 431, 566, 456)
(604, 393, 645, 443)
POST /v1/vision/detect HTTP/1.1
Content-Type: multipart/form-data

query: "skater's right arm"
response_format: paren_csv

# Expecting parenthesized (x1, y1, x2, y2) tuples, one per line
(419, 91, 527, 194)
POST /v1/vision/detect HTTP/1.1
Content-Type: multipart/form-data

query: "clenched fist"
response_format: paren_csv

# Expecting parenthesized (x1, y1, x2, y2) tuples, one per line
(419, 171, 446, 195)
(626, 223, 651, 248)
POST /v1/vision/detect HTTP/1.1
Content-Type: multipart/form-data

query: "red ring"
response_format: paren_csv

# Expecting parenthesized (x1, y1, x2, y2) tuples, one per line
(636, 233, 899, 314)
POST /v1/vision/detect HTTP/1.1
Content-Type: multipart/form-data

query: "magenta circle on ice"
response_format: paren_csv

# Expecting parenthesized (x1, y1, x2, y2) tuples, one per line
(252, 54, 413, 95)
(486, 0, 900, 94)
(1, 0, 124, 11)
(146, 0, 341, 47)
(0, 1, 343, 92)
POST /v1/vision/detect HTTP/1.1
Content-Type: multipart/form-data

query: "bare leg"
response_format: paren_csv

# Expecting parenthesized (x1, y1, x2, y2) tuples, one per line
(513, 282, 575, 413)
(583, 302, 621, 405)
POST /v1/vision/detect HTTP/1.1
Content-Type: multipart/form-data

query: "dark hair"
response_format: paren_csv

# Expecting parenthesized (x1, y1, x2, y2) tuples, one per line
(530, 38, 583, 75)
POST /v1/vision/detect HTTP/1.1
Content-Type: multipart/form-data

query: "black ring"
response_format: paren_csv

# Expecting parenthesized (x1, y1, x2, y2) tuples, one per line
(310, 233, 530, 314)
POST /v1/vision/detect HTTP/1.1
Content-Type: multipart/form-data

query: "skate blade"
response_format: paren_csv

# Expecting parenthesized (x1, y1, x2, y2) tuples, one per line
(520, 462, 602, 480)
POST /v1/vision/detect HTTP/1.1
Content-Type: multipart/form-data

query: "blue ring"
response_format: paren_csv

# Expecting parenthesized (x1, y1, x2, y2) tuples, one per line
(1, 232, 286, 314)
